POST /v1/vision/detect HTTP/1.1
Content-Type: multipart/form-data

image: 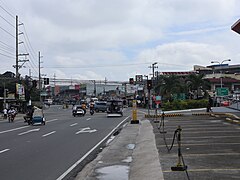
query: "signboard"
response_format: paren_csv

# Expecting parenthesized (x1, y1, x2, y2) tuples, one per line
(155, 96, 161, 101)
(135, 75, 143, 83)
(16, 83, 25, 100)
(173, 93, 186, 100)
(154, 96, 162, 105)
(216, 88, 229, 96)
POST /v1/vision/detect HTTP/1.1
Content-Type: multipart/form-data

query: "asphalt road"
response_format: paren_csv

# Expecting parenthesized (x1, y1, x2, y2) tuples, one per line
(151, 109, 240, 180)
(0, 105, 131, 180)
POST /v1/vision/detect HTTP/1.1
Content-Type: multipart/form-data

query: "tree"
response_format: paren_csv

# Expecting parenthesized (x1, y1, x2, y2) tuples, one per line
(185, 73, 210, 99)
(154, 75, 182, 101)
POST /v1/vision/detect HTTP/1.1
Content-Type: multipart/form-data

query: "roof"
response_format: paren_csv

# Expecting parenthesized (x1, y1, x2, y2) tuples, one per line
(161, 71, 196, 75)
(231, 19, 240, 34)
(208, 77, 240, 83)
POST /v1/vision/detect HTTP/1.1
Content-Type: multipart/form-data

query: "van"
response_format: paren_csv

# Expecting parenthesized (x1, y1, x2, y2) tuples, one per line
(94, 101, 107, 112)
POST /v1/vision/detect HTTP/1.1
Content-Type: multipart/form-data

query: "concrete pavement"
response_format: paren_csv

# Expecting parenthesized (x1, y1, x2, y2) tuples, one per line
(75, 115, 164, 180)
(75, 106, 240, 180)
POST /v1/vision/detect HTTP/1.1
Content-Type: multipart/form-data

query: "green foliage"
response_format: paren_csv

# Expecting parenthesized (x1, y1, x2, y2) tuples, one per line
(161, 99, 208, 111)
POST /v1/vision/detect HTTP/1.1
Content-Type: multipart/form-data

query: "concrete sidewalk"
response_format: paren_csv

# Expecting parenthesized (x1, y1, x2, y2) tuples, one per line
(75, 118, 164, 180)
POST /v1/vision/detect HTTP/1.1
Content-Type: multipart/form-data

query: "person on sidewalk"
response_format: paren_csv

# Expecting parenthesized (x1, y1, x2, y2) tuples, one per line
(3, 108, 7, 119)
(207, 96, 213, 112)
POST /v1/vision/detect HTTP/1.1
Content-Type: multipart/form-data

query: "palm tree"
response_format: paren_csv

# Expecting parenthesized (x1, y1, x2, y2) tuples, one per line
(154, 75, 182, 101)
(185, 73, 210, 99)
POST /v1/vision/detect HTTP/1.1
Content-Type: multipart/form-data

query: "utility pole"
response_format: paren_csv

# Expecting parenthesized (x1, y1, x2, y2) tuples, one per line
(93, 80, 96, 97)
(104, 77, 107, 95)
(3, 82, 6, 109)
(16, 15, 19, 78)
(38, 51, 43, 103)
(148, 62, 158, 79)
(15, 15, 25, 78)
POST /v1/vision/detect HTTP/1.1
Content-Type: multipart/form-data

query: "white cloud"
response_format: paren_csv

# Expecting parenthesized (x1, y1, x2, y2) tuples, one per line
(137, 42, 232, 71)
(1, 0, 239, 81)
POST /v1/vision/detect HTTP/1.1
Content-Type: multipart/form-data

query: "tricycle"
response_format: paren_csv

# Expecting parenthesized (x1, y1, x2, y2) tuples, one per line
(30, 106, 45, 125)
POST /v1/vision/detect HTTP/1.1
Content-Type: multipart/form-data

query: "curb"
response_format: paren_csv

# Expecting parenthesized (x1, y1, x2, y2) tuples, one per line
(145, 113, 183, 118)
(144, 112, 240, 125)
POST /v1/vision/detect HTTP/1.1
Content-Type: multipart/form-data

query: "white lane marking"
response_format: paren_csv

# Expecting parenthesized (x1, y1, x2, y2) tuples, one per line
(0, 119, 58, 135)
(0, 149, 10, 154)
(0, 126, 29, 134)
(18, 128, 40, 136)
(76, 127, 97, 134)
(70, 123, 78, 127)
(86, 118, 91, 121)
(138, 110, 146, 114)
(42, 131, 56, 137)
(57, 116, 130, 180)
(47, 118, 58, 123)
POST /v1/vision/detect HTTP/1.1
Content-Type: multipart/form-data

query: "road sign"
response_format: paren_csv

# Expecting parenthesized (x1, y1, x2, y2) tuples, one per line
(216, 88, 229, 96)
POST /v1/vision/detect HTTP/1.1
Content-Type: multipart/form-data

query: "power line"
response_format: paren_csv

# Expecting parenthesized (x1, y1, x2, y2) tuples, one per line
(0, 47, 15, 56)
(21, 30, 38, 68)
(0, 2, 15, 19)
(22, 24, 37, 57)
(44, 62, 187, 69)
(0, 14, 15, 28)
(0, 40, 15, 50)
(0, 52, 15, 59)
(0, 26, 15, 38)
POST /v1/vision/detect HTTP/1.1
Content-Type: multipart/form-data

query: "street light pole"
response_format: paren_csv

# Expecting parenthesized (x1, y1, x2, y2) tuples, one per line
(144, 75, 150, 115)
(211, 59, 231, 88)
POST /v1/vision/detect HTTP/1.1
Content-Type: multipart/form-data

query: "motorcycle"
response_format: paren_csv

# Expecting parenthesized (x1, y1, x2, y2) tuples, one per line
(24, 114, 33, 125)
(8, 112, 16, 123)
(90, 108, 94, 115)
(72, 106, 85, 117)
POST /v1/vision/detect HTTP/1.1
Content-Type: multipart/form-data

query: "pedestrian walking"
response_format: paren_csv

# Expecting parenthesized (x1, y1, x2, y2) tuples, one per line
(3, 108, 7, 119)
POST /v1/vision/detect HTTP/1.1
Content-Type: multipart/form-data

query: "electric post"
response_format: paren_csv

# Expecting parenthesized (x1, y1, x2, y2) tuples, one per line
(38, 51, 43, 104)
(14, 15, 27, 79)
(16, 16, 19, 78)
(148, 62, 158, 110)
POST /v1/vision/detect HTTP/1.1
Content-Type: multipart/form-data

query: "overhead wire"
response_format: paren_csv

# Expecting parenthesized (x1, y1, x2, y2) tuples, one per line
(0, 26, 15, 38)
(0, 47, 15, 56)
(0, 40, 15, 50)
(0, 1, 39, 77)
(44, 62, 187, 69)
(0, 2, 15, 19)
(0, 0, 16, 64)
(0, 52, 14, 59)
(0, 14, 15, 28)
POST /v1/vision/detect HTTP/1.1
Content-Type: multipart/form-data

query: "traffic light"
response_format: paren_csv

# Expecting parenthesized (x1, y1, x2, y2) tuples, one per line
(147, 80, 152, 90)
(44, 78, 49, 85)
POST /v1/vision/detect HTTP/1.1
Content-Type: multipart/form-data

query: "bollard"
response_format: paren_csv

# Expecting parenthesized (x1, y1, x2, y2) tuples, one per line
(159, 112, 167, 134)
(171, 126, 188, 171)
(131, 100, 139, 124)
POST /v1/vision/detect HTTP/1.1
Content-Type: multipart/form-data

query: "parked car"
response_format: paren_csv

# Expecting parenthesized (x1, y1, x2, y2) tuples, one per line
(221, 100, 230, 106)
(94, 101, 107, 112)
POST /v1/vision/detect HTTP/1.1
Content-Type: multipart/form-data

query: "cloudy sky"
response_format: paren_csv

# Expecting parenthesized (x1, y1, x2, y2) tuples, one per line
(0, 0, 239, 82)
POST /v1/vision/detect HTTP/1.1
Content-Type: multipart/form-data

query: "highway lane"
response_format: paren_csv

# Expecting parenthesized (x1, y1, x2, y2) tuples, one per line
(0, 105, 131, 180)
